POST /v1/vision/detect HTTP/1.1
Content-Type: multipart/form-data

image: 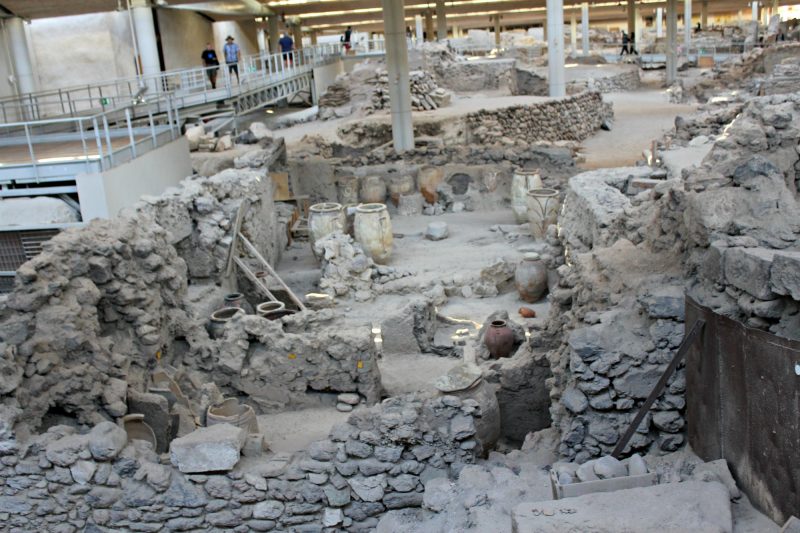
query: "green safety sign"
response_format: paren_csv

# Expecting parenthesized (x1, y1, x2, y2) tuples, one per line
(100, 97, 109, 105)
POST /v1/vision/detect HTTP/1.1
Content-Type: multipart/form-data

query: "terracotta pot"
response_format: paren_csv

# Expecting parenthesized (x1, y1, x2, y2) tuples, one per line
(515, 252, 548, 303)
(518, 306, 537, 318)
(354, 203, 393, 264)
(360, 176, 387, 204)
(388, 175, 415, 206)
(224, 292, 253, 314)
(309, 202, 346, 258)
(526, 187, 560, 240)
(337, 176, 359, 205)
(484, 320, 515, 359)
(256, 301, 286, 320)
(206, 398, 260, 433)
(511, 169, 543, 223)
(208, 307, 244, 339)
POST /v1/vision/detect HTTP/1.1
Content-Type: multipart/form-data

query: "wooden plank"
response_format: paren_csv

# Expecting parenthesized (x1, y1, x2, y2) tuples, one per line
(270, 171, 291, 201)
(233, 256, 278, 302)
(223, 198, 250, 289)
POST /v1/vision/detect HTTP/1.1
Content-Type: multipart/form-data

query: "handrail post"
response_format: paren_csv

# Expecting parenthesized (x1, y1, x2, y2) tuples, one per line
(125, 107, 137, 159)
(102, 115, 114, 167)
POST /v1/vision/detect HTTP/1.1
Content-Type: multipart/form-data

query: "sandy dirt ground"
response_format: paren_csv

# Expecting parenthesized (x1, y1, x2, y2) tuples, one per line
(579, 86, 697, 169)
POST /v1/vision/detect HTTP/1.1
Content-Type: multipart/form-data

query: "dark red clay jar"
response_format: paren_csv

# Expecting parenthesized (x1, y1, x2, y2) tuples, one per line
(484, 320, 515, 359)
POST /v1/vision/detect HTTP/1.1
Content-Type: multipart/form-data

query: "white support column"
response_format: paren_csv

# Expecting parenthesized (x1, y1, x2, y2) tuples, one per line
(570, 13, 577, 53)
(494, 14, 501, 48)
(684, 0, 692, 46)
(581, 2, 589, 56)
(666, 0, 678, 84)
(131, 0, 161, 82)
(627, 0, 636, 34)
(436, 0, 447, 40)
(751, 1, 758, 21)
(268, 15, 279, 53)
(257, 27, 267, 54)
(546, 0, 565, 97)
(6, 17, 36, 97)
(657, 7, 664, 38)
(635, 6, 643, 49)
(415, 14, 424, 43)
(381, 0, 414, 152)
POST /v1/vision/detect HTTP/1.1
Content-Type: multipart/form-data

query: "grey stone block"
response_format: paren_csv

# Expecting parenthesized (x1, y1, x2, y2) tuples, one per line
(770, 251, 800, 300)
(169, 424, 246, 473)
(724, 247, 777, 300)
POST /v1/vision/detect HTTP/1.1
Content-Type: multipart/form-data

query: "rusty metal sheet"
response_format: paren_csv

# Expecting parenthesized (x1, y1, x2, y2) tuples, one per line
(686, 296, 800, 525)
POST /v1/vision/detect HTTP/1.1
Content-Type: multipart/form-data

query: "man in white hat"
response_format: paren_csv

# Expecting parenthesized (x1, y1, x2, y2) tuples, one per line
(224, 35, 241, 83)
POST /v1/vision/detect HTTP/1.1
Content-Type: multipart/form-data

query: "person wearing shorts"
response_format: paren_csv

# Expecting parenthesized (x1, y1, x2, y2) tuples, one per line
(224, 35, 241, 83)
(200, 43, 219, 88)
(279, 33, 294, 65)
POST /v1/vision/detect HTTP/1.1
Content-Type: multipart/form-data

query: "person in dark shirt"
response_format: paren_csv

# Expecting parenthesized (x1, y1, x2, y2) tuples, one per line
(200, 43, 219, 89)
(342, 26, 353, 51)
(629, 31, 639, 55)
(620, 31, 630, 55)
(279, 33, 294, 65)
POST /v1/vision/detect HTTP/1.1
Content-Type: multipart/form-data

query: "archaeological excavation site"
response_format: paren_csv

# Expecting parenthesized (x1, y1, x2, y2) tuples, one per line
(0, 0, 799, 531)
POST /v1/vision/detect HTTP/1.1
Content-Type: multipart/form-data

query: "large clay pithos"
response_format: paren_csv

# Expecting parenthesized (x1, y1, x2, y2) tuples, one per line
(360, 176, 387, 204)
(511, 169, 543, 223)
(484, 319, 515, 359)
(224, 292, 253, 314)
(309, 202, 346, 258)
(417, 166, 445, 203)
(337, 176, 359, 205)
(388, 175, 415, 206)
(515, 252, 548, 303)
(527, 187, 560, 240)
(120, 414, 156, 449)
(354, 203, 393, 264)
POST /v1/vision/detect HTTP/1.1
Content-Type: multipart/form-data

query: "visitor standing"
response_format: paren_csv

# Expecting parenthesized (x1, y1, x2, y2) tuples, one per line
(341, 26, 353, 52)
(279, 32, 294, 66)
(620, 31, 630, 55)
(200, 43, 219, 89)
(224, 36, 241, 84)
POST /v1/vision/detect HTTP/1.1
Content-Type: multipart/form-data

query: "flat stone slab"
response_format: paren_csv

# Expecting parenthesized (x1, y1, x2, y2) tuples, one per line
(169, 423, 246, 473)
(512, 481, 732, 533)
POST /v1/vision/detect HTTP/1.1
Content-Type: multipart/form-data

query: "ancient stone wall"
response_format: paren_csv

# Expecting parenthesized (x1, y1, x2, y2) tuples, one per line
(545, 93, 800, 462)
(567, 69, 641, 94)
(0, 393, 480, 532)
(466, 92, 611, 145)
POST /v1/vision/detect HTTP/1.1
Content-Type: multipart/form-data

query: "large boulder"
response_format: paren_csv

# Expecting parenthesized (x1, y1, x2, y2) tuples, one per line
(169, 424, 246, 473)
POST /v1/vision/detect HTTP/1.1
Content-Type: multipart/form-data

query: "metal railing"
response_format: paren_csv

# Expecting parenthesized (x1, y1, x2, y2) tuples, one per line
(0, 42, 347, 124)
(0, 95, 181, 183)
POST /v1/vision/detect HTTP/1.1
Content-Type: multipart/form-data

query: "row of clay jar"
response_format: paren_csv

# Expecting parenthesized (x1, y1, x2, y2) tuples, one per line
(309, 202, 393, 264)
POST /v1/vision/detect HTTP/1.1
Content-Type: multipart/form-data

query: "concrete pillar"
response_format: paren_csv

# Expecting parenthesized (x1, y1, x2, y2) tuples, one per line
(425, 10, 434, 41)
(666, 0, 678, 84)
(415, 14, 423, 42)
(684, 0, 692, 46)
(752, 1, 758, 21)
(310, 30, 318, 46)
(268, 15, 279, 53)
(131, 0, 161, 80)
(635, 6, 643, 49)
(627, 0, 636, 34)
(453, 24, 460, 38)
(494, 14, 501, 48)
(436, 0, 447, 40)
(570, 13, 578, 53)
(546, 0, 566, 97)
(292, 25, 303, 49)
(6, 17, 36, 97)
(657, 7, 664, 38)
(701, 0, 708, 29)
(581, 2, 589, 55)
(381, 0, 414, 152)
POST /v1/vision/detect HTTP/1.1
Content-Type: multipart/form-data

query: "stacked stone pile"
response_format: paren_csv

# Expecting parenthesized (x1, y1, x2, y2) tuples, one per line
(545, 92, 800, 462)
(567, 69, 641, 94)
(368, 70, 450, 112)
(466, 92, 612, 145)
(0, 393, 480, 532)
(672, 104, 744, 143)
(318, 80, 350, 108)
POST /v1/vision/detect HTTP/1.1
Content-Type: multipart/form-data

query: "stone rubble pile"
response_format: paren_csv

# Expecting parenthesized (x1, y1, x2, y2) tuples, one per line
(317, 80, 350, 108)
(545, 92, 800, 462)
(368, 70, 451, 113)
(0, 393, 481, 532)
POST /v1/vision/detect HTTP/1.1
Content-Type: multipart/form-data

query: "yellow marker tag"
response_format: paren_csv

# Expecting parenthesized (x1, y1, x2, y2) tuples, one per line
(357, 360, 363, 369)
(155, 351, 161, 361)
(288, 353, 297, 360)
